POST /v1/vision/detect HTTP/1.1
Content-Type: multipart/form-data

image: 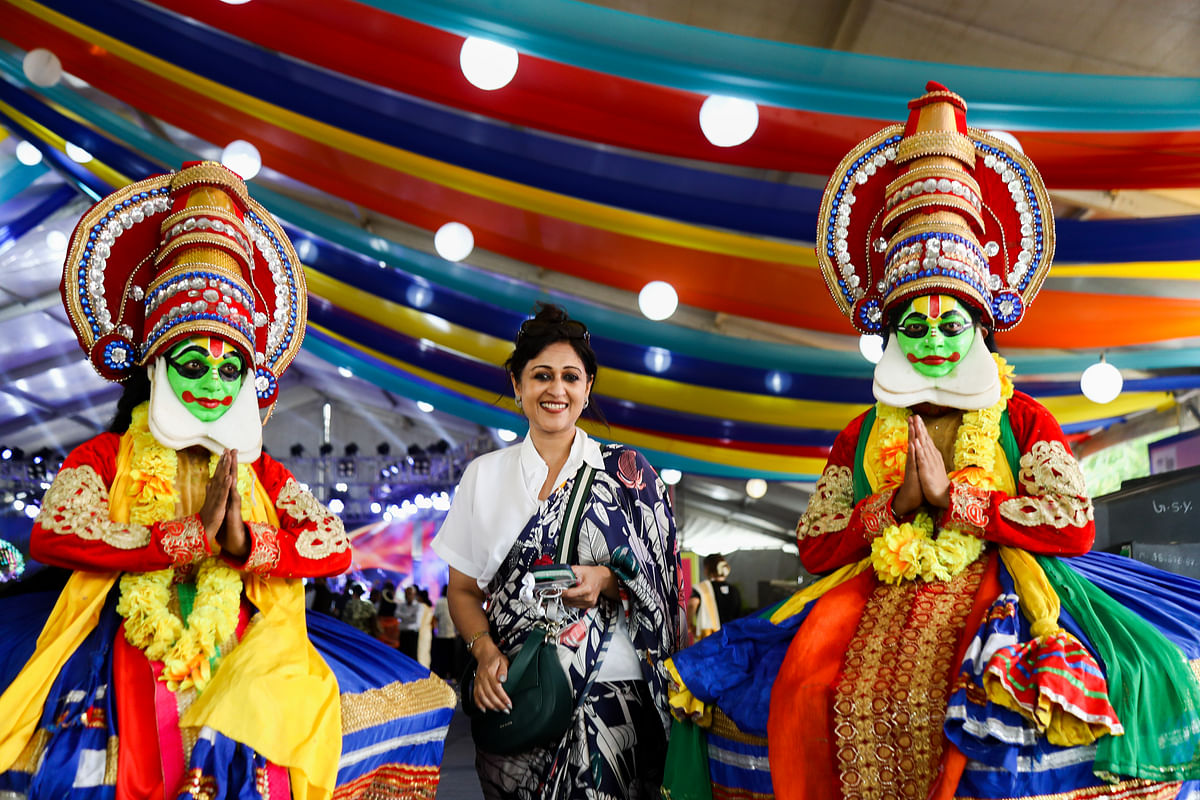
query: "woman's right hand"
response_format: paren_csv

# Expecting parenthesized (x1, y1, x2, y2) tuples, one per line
(472, 639, 513, 713)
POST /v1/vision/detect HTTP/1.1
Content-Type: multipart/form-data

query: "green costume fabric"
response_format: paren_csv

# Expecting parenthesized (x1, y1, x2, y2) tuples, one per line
(1039, 555, 1200, 781)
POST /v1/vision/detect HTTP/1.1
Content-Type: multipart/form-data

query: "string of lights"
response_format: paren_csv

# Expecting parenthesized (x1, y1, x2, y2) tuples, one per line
(0, 437, 494, 524)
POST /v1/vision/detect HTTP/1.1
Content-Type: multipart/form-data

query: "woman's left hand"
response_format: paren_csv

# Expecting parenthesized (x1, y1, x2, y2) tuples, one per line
(562, 565, 619, 608)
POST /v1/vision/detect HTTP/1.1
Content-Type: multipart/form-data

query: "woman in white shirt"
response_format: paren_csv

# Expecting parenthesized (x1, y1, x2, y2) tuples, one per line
(433, 304, 684, 799)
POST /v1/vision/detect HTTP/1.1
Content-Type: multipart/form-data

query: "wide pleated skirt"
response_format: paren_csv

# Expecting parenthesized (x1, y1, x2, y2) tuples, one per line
(664, 551, 1200, 800)
(0, 585, 455, 800)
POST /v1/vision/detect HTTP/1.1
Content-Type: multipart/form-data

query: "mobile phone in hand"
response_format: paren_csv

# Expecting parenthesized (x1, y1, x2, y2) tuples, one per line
(530, 563, 579, 591)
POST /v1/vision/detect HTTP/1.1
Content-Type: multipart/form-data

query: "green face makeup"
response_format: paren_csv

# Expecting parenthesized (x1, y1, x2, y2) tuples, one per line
(895, 294, 976, 378)
(164, 336, 246, 422)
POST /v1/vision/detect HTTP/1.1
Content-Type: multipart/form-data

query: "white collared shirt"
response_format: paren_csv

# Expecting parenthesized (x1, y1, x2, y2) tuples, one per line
(432, 428, 643, 681)
(432, 428, 605, 590)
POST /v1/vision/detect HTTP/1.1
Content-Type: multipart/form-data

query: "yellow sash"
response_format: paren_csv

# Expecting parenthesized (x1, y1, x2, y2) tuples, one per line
(0, 434, 342, 798)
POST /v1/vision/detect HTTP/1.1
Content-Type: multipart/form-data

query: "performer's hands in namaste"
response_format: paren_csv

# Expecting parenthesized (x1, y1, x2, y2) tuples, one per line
(200, 448, 250, 557)
(892, 416, 951, 515)
(219, 449, 250, 559)
(201, 448, 236, 549)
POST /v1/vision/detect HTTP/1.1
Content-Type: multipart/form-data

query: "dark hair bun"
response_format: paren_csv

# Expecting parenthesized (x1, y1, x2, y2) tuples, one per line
(530, 302, 570, 324)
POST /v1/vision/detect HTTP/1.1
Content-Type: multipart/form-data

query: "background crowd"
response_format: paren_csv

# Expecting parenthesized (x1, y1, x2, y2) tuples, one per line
(307, 577, 467, 683)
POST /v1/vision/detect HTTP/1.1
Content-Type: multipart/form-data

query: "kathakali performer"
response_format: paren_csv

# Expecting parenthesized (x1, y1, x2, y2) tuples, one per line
(661, 83, 1200, 800)
(0, 162, 455, 799)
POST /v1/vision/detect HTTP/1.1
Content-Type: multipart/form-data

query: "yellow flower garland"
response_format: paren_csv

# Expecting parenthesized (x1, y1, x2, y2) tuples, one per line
(868, 354, 1014, 584)
(114, 403, 253, 692)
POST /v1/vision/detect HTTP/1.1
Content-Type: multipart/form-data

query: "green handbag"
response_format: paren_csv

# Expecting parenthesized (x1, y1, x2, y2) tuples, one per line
(463, 463, 603, 755)
(467, 625, 575, 753)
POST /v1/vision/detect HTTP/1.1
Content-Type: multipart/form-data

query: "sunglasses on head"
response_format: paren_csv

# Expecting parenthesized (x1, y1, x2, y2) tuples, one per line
(517, 317, 590, 343)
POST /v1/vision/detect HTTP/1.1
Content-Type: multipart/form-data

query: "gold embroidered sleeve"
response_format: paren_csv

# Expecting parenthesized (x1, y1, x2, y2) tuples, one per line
(158, 515, 209, 565)
(797, 465, 854, 539)
(946, 481, 991, 536)
(243, 522, 282, 574)
(999, 440, 1094, 529)
(858, 487, 898, 536)
(36, 465, 151, 550)
(275, 478, 350, 559)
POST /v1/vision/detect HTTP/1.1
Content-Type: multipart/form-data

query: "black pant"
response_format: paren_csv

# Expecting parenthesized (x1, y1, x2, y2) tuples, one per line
(399, 629, 419, 660)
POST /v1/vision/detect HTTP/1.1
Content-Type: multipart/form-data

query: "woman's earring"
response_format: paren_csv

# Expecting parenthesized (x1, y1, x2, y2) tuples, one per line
(515, 395, 522, 408)
(583, 398, 589, 409)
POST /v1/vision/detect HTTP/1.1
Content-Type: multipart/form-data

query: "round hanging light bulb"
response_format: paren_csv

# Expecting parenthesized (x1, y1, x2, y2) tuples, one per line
(638, 280, 678, 321)
(765, 370, 793, 394)
(64, 142, 92, 163)
(497, 428, 518, 443)
(745, 478, 768, 499)
(660, 468, 682, 486)
(459, 36, 519, 91)
(46, 230, 68, 251)
(14, 140, 42, 166)
(406, 283, 433, 309)
(328, 498, 345, 514)
(221, 139, 262, 180)
(985, 130, 1024, 153)
(699, 95, 759, 148)
(643, 346, 672, 374)
(22, 48, 62, 88)
(434, 221, 474, 261)
(859, 334, 884, 364)
(1080, 358, 1123, 404)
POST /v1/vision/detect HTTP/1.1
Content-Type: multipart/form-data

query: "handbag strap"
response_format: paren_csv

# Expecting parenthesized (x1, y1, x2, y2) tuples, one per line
(550, 460, 613, 699)
(554, 463, 596, 564)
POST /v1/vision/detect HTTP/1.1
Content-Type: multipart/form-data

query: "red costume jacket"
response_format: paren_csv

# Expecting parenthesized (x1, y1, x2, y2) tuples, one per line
(32, 432, 351, 578)
(796, 390, 1095, 573)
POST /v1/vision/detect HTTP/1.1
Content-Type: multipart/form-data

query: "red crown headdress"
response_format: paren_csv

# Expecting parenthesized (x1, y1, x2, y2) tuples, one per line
(816, 82, 1054, 334)
(60, 162, 305, 408)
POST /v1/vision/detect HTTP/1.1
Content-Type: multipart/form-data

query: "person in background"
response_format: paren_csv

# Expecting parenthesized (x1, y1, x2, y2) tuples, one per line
(396, 584, 421, 658)
(433, 303, 684, 799)
(375, 580, 401, 648)
(378, 580, 398, 617)
(415, 587, 435, 668)
(431, 582, 461, 681)
(688, 553, 742, 642)
(311, 576, 336, 616)
(341, 582, 379, 637)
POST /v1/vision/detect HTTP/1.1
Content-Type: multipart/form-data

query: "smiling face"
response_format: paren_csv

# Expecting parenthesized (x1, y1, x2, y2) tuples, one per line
(896, 294, 976, 378)
(163, 335, 248, 422)
(511, 341, 593, 439)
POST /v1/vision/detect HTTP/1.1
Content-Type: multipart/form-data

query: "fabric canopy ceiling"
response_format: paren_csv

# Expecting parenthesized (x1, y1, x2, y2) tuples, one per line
(1, 0, 1197, 480)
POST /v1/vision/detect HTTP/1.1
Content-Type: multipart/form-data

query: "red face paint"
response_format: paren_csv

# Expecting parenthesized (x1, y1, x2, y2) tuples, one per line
(182, 390, 234, 409)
